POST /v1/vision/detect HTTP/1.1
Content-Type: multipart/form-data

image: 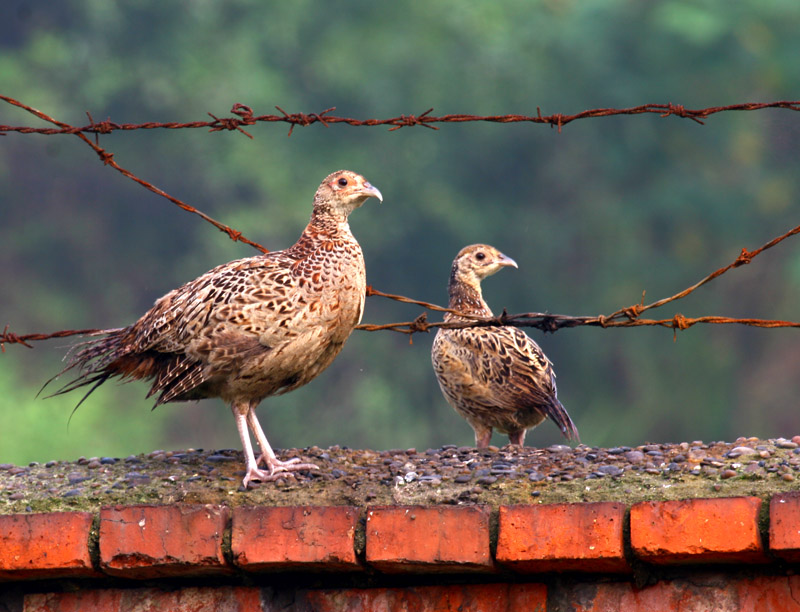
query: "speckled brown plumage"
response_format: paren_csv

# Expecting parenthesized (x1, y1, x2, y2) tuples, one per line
(431, 244, 579, 448)
(49, 170, 383, 487)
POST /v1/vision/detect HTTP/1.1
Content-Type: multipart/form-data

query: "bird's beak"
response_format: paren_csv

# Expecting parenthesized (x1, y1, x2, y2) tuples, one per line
(361, 182, 383, 203)
(498, 253, 518, 269)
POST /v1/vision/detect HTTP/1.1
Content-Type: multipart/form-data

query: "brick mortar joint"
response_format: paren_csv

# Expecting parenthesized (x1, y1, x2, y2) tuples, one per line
(757, 498, 771, 550)
(220, 511, 234, 566)
(354, 507, 368, 561)
(488, 507, 500, 560)
(88, 514, 102, 571)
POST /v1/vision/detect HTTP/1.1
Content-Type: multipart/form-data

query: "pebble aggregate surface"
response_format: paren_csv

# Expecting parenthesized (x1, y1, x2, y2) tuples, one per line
(2, 436, 799, 513)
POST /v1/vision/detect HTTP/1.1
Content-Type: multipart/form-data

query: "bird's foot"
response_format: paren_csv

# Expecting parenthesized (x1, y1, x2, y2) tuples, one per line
(242, 456, 319, 488)
(256, 453, 320, 472)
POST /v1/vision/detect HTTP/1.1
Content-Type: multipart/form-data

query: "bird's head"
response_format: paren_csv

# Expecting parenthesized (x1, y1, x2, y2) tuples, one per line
(450, 243, 518, 290)
(314, 170, 383, 221)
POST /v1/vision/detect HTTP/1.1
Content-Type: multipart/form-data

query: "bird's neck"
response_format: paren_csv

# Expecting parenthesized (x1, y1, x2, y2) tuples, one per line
(289, 215, 353, 259)
(446, 281, 493, 320)
(308, 203, 355, 234)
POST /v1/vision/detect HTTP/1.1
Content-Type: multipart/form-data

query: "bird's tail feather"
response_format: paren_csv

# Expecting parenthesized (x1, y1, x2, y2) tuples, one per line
(548, 399, 580, 443)
(39, 328, 127, 402)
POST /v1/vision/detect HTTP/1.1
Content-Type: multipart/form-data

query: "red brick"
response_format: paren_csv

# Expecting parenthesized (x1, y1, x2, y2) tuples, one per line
(24, 584, 545, 612)
(566, 575, 800, 612)
(231, 505, 360, 571)
(365, 505, 493, 573)
(566, 580, 722, 612)
(302, 583, 547, 612)
(736, 575, 800, 612)
(630, 497, 767, 564)
(24, 586, 262, 612)
(497, 502, 628, 572)
(98, 504, 230, 578)
(769, 492, 800, 561)
(0, 512, 98, 580)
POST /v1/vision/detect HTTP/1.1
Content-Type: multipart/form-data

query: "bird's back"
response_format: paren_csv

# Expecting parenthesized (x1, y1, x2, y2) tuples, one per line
(58, 222, 366, 406)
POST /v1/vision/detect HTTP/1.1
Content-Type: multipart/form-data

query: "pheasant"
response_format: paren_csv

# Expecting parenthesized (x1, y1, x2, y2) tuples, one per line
(49, 170, 383, 487)
(431, 244, 579, 448)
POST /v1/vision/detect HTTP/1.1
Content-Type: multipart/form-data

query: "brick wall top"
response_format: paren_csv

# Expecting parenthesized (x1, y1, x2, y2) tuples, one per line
(3, 437, 800, 515)
(3, 438, 800, 610)
(2, 493, 800, 583)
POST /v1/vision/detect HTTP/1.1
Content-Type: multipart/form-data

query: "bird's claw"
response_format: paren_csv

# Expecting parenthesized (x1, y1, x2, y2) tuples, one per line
(242, 457, 319, 488)
(256, 454, 319, 472)
(256, 454, 298, 468)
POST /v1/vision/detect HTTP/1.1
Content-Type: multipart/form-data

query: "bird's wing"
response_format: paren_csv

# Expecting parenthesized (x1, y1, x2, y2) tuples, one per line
(124, 254, 300, 402)
(127, 253, 302, 350)
(492, 326, 579, 439)
(139, 246, 362, 400)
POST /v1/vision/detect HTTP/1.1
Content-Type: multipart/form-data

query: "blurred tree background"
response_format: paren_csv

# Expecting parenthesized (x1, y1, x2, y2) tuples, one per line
(1, 0, 799, 465)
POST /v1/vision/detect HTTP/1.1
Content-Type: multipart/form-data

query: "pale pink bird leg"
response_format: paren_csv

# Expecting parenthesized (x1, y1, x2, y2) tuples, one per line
(232, 404, 273, 488)
(246, 403, 318, 477)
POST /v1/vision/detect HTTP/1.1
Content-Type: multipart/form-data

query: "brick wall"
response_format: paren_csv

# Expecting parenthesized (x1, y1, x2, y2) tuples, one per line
(2, 493, 800, 611)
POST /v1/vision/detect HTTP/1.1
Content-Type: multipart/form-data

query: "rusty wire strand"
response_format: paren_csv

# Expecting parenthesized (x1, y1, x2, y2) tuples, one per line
(3, 99, 800, 137)
(355, 314, 800, 336)
(0, 325, 103, 353)
(365, 286, 456, 314)
(357, 221, 800, 337)
(2, 95, 800, 350)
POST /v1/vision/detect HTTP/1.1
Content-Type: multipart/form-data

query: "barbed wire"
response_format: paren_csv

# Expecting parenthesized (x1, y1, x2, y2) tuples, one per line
(2, 98, 800, 137)
(5, 221, 799, 352)
(1, 94, 799, 352)
(359, 221, 800, 340)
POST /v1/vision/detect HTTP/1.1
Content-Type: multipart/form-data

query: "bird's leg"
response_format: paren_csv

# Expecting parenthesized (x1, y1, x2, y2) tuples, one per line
(232, 402, 274, 488)
(246, 402, 318, 476)
(473, 424, 493, 449)
(508, 430, 527, 447)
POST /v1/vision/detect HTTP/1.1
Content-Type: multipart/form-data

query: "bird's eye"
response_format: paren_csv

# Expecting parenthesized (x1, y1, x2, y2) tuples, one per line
(475, 252, 486, 261)
(338, 177, 348, 187)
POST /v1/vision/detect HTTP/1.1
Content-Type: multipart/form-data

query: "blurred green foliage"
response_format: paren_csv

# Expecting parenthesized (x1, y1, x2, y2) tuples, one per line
(2, 0, 800, 464)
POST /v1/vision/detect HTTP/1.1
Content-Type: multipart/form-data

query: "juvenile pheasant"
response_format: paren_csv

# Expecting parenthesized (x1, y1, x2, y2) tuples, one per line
(49, 170, 383, 487)
(431, 244, 579, 448)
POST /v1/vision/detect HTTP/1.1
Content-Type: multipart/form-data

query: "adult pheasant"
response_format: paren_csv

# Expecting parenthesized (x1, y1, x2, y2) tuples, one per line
(431, 244, 579, 448)
(49, 170, 382, 487)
